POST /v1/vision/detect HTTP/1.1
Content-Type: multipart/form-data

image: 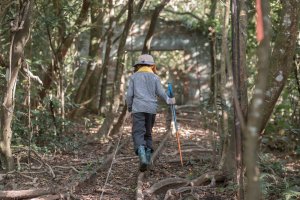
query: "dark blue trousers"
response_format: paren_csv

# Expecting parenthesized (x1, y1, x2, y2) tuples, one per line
(132, 112, 156, 155)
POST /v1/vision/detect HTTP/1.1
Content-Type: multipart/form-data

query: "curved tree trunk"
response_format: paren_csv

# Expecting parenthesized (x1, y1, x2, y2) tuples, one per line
(258, 0, 300, 134)
(234, 1, 248, 199)
(219, 3, 248, 200)
(209, 0, 217, 19)
(39, 0, 90, 101)
(244, 1, 299, 199)
(244, 1, 271, 199)
(97, 0, 135, 137)
(74, 1, 128, 115)
(97, 0, 147, 137)
(74, 0, 105, 111)
(219, 0, 232, 173)
(99, 0, 115, 114)
(294, 61, 300, 95)
(142, 0, 170, 54)
(0, 0, 32, 171)
(208, 27, 217, 105)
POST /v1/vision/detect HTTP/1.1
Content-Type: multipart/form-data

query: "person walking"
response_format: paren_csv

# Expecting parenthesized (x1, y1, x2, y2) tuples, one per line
(126, 54, 175, 172)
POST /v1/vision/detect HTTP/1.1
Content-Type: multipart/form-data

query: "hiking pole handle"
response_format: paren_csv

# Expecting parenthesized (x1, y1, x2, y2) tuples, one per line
(167, 83, 174, 98)
(167, 82, 177, 130)
(167, 83, 183, 166)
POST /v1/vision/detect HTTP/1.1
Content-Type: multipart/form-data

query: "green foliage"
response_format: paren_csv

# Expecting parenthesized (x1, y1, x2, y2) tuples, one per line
(222, 181, 238, 196)
(260, 153, 285, 173)
(161, 0, 212, 33)
(283, 188, 300, 200)
(263, 70, 300, 153)
(246, 0, 286, 94)
(12, 95, 82, 153)
(259, 153, 300, 199)
(270, 0, 283, 34)
(262, 129, 298, 153)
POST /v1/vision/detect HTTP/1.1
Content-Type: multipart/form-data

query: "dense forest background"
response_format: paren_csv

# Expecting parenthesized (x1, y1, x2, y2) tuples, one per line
(0, 0, 299, 199)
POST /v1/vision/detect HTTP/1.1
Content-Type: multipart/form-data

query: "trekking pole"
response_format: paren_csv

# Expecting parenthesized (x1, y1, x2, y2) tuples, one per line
(167, 83, 183, 166)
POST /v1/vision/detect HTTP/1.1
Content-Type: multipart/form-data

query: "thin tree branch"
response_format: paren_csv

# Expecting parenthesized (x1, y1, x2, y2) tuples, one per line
(164, 8, 203, 22)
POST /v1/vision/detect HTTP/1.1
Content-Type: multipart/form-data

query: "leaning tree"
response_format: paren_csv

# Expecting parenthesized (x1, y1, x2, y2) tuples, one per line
(0, 0, 33, 171)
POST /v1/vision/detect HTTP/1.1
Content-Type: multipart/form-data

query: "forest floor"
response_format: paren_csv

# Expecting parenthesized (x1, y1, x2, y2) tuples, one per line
(0, 106, 299, 199)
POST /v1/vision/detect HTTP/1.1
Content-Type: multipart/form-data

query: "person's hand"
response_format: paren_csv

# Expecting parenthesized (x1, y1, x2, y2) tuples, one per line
(125, 111, 132, 120)
(167, 97, 176, 105)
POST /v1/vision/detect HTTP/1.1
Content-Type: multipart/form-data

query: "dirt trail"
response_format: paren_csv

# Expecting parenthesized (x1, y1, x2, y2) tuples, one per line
(74, 109, 232, 199)
(0, 107, 234, 199)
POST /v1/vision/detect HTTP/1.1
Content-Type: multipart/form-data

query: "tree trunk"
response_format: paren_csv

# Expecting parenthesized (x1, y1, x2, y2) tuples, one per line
(235, 1, 248, 199)
(238, 0, 248, 117)
(231, 2, 239, 185)
(142, 0, 170, 54)
(208, 27, 217, 105)
(39, 0, 90, 101)
(218, 0, 231, 173)
(109, 105, 127, 136)
(258, 0, 300, 133)
(207, 0, 218, 106)
(99, 0, 115, 114)
(244, 1, 271, 199)
(244, 0, 299, 199)
(97, 0, 134, 137)
(74, 1, 128, 115)
(0, 0, 32, 171)
(209, 0, 217, 19)
(231, 1, 246, 198)
(96, 0, 146, 137)
(292, 58, 300, 124)
(294, 60, 300, 95)
(73, 0, 105, 106)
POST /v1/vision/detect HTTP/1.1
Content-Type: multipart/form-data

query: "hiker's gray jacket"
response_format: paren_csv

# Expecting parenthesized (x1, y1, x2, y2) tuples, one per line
(126, 68, 168, 114)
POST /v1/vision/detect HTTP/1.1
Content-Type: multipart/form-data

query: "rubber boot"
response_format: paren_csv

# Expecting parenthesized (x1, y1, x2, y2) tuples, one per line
(145, 147, 152, 165)
(137, 146, 147, 172)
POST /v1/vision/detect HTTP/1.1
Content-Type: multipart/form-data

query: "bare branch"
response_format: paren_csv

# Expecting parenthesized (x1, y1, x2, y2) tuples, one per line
(21, 64, 43, 85)
(164, 8, 202, 22)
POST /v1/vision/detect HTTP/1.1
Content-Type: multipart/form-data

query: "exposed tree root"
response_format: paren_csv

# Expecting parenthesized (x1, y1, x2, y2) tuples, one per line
(181, 142, 206, 148)
(109, 105, 127, 136)
(176, 118, 198, 122)
(136, 127, 172, 200)
(116, 156, 138, 161)
(135, 108, 214, 199)
(16, 171, 37, 181)
(149, 128, 172, 167)
(27, 193, 70, 200)
(136, 173, 145, 200)
(68, 138, 130, 192)
(144, 170, 225, 199)
(162, 148, 212, 156)
(3, 112, 131, 199)
(159, 171, 225, 200)
(0, 188, 56, 200)
(52, 165, 79, 173)
(94, 188, 114, 194)
(146, 177, 189, 195)
(163, 186, 212, 200)
(175, 105, 200, 110)
(13, 147, 55, 178)
(190, 170, 225, 186)
(167, 156, 211, 164)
